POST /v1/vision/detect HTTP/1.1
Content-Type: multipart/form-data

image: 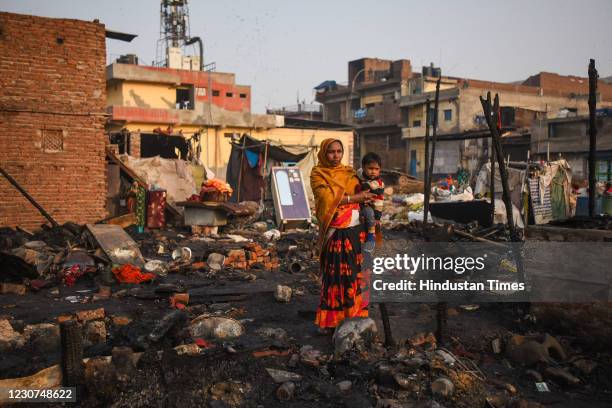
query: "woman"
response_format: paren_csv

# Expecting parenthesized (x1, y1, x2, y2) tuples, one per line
(310, 139, 375, 331)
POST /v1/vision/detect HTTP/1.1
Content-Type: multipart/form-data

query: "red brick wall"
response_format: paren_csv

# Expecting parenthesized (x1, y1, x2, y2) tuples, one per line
(0, 12, 107, 230)
(523, 72, 612, 101)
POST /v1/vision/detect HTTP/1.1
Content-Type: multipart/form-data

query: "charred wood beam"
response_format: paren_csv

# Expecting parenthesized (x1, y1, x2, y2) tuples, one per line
(588, 59, 598, 217)
(0, 166, 59, 228)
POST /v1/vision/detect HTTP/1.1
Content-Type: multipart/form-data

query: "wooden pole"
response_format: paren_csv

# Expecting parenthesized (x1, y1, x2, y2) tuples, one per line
(480, 93, 525, 284)
(480, 93, 517, 237)
(0, 166, 59, 227)
(235, 136, 247, 202)
(588, 59, 598, 217)
(490, 139, 496, 226)
(428, 78, 442, 193)
(422, 98, 432, 225)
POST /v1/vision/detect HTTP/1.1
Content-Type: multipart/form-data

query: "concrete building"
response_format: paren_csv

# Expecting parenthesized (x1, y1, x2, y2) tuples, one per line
(0, 12, 108, 229)
(400, 71, 612, 178)
(315, 58, 412, 170)
(531, 112, 612, 180)
(106, 61, 354, 179)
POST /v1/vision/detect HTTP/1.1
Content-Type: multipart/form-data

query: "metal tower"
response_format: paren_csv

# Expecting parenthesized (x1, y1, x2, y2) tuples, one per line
(155, 0, 191, 67)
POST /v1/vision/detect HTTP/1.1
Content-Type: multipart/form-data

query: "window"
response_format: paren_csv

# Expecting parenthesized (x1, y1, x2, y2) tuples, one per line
(212, 90, 220, 97)
(176, 86, 194, 110)
(239, 93, 247, 99)
(226, 92, 233, 97)
(41, 129, 64, 152)
(444, 109, 452, 121)
(413, 120, 421, 127)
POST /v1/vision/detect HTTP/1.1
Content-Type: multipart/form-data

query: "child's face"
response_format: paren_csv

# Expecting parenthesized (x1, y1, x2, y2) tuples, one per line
(363, 162, 381, 179)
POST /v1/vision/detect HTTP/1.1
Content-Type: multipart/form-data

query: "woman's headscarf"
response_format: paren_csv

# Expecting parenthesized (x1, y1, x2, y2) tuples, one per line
(310, 139, 359, 248)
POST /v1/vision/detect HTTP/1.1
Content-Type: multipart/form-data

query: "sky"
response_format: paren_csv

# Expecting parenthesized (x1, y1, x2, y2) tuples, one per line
(2, 0, 611, 113)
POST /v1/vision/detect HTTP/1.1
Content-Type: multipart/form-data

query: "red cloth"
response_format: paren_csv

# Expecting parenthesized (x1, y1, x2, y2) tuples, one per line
(112, 264, 155, 284)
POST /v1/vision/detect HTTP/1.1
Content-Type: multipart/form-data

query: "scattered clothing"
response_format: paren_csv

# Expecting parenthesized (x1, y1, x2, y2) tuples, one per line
(112, 264, 155, 284)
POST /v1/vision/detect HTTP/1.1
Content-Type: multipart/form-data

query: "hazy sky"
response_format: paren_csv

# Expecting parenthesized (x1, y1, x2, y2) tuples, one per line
(2, 0, 611, 113)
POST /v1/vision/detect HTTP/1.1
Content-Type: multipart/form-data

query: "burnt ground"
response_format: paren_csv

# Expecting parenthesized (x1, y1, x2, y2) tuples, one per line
(0, 227, 611, 407)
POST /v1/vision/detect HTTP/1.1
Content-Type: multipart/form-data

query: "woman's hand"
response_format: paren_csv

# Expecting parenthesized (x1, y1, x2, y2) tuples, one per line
(351, 191, 376, 203)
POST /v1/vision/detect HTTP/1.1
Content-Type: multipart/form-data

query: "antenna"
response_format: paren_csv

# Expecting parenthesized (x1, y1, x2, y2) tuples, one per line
(155, 0, 191, 67)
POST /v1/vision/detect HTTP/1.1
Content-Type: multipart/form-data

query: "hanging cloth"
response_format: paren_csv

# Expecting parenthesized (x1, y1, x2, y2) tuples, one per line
(245, 148, 259, 168)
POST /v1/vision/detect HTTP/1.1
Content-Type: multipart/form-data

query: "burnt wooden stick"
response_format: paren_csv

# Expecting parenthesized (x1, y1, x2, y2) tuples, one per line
(480, 93, 526, 284)
(428, 78, 447, 345)
(0, 166, 59, 227)
(427, 78, 442, 198)
(378, 303, 395, 347)
(423, 98, 432, 226)
(490, 139, 496, 225)
(588, 59, 598, 217)
(435, 301, 448, 346)
(480, 93, 517, 239)
(60, 320, 83, 387)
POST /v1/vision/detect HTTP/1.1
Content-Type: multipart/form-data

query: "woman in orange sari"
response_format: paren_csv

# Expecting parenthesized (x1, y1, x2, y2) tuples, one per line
(311, 139, 375, 331)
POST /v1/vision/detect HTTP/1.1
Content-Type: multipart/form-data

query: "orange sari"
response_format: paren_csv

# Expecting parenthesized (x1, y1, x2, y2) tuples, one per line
(310, 139, 369, 328)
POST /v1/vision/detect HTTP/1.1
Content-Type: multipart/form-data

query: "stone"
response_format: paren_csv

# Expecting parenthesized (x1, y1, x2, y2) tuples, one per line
(572, 358, 597, 375)
(112, 346, 136, 382)
(376, 399, 403, 408)
(76, 308, 105, 322)
(374, 362, 396, 386)
(506, 333, 566, 366)
(207, 253, 226, 271)
(83, 321, 107, 346)
(0, 283, 26, 295)
(525, 369, 543, 382)
(287, 353, 299, 368)
(544, 367, 580, 386)
(332, 317, 378, 358)
(253, 222, 268, 233)
(274, 285, 292, 302)
(189, 316, 244, 339)
(24, 240, 47, 250)
(263, 229, 281, 241)
(144, 260, 168, 276)
(175, 343, 201, 355)
(299, 345, 323, 367)
(492, 338, 502, 354)
(276, 381, 295, 401)
(408, 332, 437, 349)
(431, 377, 454, 398)
(265, 368, 302, 383)
(393, 372, 420, 391)
(0, 319, 25, 351)
(209, 381, 251, 407)
(336, 380, 352, 393)
(435, 349, 456, 365)
(255, 327, 288, 344)
(23, 323, 60, 353)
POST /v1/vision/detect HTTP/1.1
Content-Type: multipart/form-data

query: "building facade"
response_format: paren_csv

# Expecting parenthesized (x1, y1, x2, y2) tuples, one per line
(315, 58, 412, 171)
(400, 73, 612, 178)
(106, 62, 353, 179)
(0, 12, 108, 229)
(531, 112, 612, 180)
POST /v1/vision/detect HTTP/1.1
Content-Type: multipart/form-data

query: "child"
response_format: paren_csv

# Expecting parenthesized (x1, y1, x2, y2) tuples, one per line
(358, 152, 385, 253)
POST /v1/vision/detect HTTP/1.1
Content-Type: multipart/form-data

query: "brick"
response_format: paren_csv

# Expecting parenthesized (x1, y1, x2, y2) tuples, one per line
(76, 307, 105, 322)
(0, 283, 26, 295)
(0, 12, 107, 230)
(111, 315, 131, 326)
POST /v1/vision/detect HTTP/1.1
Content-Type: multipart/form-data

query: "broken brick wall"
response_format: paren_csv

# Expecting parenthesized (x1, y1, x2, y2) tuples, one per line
(0, 12, 108, 230)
